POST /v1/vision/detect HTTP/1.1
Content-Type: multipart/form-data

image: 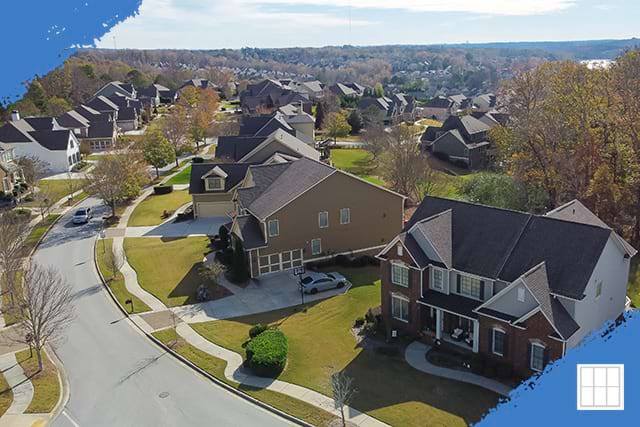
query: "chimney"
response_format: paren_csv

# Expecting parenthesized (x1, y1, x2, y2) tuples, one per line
(10, 110, 20, 122)
(296, 102, 303, 115)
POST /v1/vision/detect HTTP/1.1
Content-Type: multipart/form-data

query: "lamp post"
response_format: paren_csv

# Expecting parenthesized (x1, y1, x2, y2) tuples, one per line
(294, 266, 306, 307)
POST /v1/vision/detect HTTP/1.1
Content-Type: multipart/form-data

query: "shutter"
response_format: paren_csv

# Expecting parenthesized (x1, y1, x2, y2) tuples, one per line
(407, 268, 412, 289)
(502, 332, 508, 358)
(479, 280, 485, 300)
(407, 299, 412, 323)
(488, 329, 493, 354)
(527, 343, 532, 371)
(388, 262, 393, 285)
(456, 274, 461, 293)
(543, 346, 550, 368)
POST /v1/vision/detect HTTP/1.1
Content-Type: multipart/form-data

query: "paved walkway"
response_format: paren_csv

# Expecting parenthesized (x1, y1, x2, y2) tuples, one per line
(0, 353, 34, 415)
(404, 341, 512, 397)
(176, 323, 388, 427)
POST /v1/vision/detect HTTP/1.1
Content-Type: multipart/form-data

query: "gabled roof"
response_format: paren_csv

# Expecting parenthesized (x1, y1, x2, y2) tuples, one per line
(239, 113, 295, 137)
(330, 83, 357, 97)
(87, 121, 116, 139)
(406, 196, 617, 300)
(118, 106, 138, 121)
(189, 163, 251, 194)
(425, 96, 454, 109)
(432, 129, 489, 151)
(216, 136, 269, 161)
(180, 79, 210, 90)
(237, 157, 335, 219)
(27, 129, 73, 151)
(413, 210, 453, 268)
(86, 96, 120, 112)
(234, 215, 266, 250)
(23, 117, 56, 130)
(57, 110, 90, 129)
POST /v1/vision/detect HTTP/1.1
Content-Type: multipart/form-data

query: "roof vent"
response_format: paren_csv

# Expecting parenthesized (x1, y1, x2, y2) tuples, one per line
(10, 110, 20, 122)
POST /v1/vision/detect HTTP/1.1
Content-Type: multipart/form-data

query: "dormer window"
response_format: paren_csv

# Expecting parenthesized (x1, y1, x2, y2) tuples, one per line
(206, 177, 224, 191)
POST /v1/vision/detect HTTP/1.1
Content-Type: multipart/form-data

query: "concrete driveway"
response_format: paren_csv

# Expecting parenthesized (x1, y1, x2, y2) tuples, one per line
(172, 270, 352, 323)
(108, 216, 230, 238)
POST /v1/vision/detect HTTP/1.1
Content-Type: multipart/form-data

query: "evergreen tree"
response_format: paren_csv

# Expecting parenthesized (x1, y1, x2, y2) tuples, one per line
(315, 102, 325, 130)
(230, 240, 249, 283)
(347, 110, 363, 134)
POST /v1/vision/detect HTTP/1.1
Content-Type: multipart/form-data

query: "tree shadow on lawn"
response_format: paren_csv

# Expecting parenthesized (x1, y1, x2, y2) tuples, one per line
(167, 262, 232, 306)
(338, 348, 501, 427)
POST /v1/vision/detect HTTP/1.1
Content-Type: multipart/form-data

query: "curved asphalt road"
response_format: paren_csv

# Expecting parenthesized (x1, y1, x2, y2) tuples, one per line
(38, 198, 291, 427)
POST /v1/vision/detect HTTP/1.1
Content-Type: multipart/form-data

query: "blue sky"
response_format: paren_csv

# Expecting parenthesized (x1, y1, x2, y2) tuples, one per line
(95, 0, 639, 49)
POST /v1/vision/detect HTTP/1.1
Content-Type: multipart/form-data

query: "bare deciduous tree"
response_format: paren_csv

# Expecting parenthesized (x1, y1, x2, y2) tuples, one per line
(15, 155, 50, 186)
(14, 263, 74, 371)
(363, 124, 389, 161)
(379, 125, 434, 201)
(34, 185, 56, 219)
(331, 371, 356, 427)
(0, 213, 29, 308)
(105, 242, 125, 281)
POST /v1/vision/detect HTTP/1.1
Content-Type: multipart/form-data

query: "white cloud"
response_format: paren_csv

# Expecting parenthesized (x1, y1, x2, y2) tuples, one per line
(238, 0, 577, 16)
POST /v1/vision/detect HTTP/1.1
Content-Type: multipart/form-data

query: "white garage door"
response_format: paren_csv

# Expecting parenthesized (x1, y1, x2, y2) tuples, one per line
(196, 201, 234, 218)
(258, 249, 303, 276)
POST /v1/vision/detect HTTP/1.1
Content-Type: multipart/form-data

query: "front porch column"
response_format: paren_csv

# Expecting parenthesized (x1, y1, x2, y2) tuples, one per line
(472, 319, 479, 353)
(435, 309, 442, 340)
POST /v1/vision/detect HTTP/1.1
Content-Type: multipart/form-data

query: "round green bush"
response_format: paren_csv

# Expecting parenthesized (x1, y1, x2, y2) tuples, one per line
(249, 323, 268, 339)
(245, 329, 288, 377)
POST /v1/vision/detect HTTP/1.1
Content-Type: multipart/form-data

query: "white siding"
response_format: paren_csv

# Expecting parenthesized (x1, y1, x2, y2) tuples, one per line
(10, 135, 80, 173)
(481, 279, 538, 318)
(567, 236, 630, 349)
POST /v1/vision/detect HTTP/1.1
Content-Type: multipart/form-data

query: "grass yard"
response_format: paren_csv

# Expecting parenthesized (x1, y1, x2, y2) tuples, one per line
(124, 236, 225, 307)
(127, 190, 191, 227)
(416, 118, 443, 128)
(330, 148, 382, 179)
(153, 329, 338, 426)
(0, 371, 12, 417)
(16, 349, 60, 413)
(23, 214, 61, 254)
(207, 144, 217, 155)
(192, 267, 499, 427)
(165, 165, 192, 186)
(21, 179, 85, 208)
(96, 239, 151, 314)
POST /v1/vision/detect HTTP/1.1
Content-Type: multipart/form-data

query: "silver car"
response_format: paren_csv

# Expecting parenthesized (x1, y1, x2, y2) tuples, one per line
(299, 272, 348, 294)
(72, 207, 92, 224)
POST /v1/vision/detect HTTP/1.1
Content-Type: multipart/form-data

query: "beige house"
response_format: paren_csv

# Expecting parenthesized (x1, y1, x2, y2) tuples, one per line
(232, 157, 406, 278)
(189, 163, 251, 218)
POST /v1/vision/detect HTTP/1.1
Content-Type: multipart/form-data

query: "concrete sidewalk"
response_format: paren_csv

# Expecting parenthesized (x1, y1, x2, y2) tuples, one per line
(405, 341, 512, 397)
(176, 323, 389, 427)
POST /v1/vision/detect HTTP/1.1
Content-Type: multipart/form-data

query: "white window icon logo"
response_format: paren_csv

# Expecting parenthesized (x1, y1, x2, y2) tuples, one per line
(577, 364, 624, 410)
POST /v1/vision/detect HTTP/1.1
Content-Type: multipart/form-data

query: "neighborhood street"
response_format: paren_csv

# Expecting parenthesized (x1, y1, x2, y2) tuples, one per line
(38, 197, 292, 427)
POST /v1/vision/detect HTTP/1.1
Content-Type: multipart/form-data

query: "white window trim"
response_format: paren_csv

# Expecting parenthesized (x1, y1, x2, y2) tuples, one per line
(397, 244, 403, 256)
(492, 328, 506, 356)
(459, 274, 482, 300)
(431, 267, 444, 291)
(391, 262, 410, 288)
(318, 211, 329, 228)
(267, 219, 279, 237)
(340, 207, 350, 225)
(530, 342, 546, 372)
(517, 286, 525, 303)
(391, 293, 410, 323)
(595, 281, 603, 299)
(205, 177, 224, 191)
(311, 238, 322, 255)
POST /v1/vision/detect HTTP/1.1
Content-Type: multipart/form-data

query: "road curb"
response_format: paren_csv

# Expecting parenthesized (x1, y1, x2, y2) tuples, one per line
(92, 238, 312, 427)
(44, 345, 70, 427)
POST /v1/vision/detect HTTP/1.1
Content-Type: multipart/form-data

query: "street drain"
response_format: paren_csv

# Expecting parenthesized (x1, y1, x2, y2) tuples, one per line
(159, 392, 170, 399)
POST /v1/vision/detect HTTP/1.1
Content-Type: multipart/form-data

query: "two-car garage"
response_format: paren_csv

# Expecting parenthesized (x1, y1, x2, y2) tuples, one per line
(257, 249, 304, 276)
(194, 199, 235, 218)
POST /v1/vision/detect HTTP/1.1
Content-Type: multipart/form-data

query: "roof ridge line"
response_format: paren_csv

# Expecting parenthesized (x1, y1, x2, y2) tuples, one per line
(495, 214, 534, 278)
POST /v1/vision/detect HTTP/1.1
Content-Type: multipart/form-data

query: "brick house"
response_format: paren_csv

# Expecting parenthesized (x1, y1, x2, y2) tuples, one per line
(377, 197, 636, 377)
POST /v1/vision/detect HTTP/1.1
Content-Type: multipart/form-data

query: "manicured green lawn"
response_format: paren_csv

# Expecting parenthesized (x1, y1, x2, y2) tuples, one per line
(152, 329, 337, 427)
(16, 349, 60, 413)
(124, 237, 215, 307)
(127, 190, 192, 227)
(0, 369, 13, 417)
(96, 239, 151, 314)
(192, 267, 499, 427)
(21, 179, 85, 208)
(207, 144, 216, 155)
(416, 118, 443, 128)
(165, 165, 192, 186)
(330, 148, 382, 177)
(23, 214, 61, 254)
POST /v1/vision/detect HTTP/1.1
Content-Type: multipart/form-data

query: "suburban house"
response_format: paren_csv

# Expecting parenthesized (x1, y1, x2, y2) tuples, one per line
(0, 142, 24, 199)
(216, 128, 321, 164)
(85, 96, 120, 121)
(472, 93, 497, 113)
(180, 78, 211, 91)
(57, 108, 118, 152)
(189, 162, 251, 218)
(421, 114, 495, 169)
(377, 196, 636, 377)
(0, 111, 81, 172)
(357, 94, 414, 125)
(94, 81, 137, 99)
(240, 79, 312, 115)
(329, 83, 358, 98)
(422, 94, 472, 121)
(138, 83, 177, 106)
(240, 108, 315, 145)
(290, 80, 324, 100)
(345, 82, 366, 97)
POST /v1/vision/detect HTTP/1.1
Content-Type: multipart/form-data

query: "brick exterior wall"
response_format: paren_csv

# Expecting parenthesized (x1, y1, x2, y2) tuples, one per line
(379, 245, 426, 337)
(478, 311, 563, 377)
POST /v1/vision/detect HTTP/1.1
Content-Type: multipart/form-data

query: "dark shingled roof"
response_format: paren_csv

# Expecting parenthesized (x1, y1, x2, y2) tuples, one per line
(426, 96, 453, 109)
(239, 113, 294, 137)
(235, 215, 266, 249)
(57, 111, 90, 129)
(407, 196, 613, 300)
(27, 130, 72, 151)
(23, 117, 56, 130)
(118, 107, 137, 121)
(87, 122, 116, 139)
(421, 290, 480, 319)
(413, 210, 452, 268)
(237, 158, 335, 219)
(189, 163, 251, 194)
(215, 136, 268, 162)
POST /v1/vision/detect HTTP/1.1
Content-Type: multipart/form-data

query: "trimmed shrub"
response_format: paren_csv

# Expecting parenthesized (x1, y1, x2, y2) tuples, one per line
(354, 317, 365, 327)
(470, 354, 485, 374)
(216, 247, 234, 266)
(154, 185, 173, 195)
(192, 157, 204, 164)
(245, 329, 288, 377)
(249, 323, 268, 339)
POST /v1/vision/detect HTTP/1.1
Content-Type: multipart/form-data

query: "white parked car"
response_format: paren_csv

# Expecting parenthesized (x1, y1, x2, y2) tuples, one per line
(72, 207, 93, 224)
(299, 272, 348, 294)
